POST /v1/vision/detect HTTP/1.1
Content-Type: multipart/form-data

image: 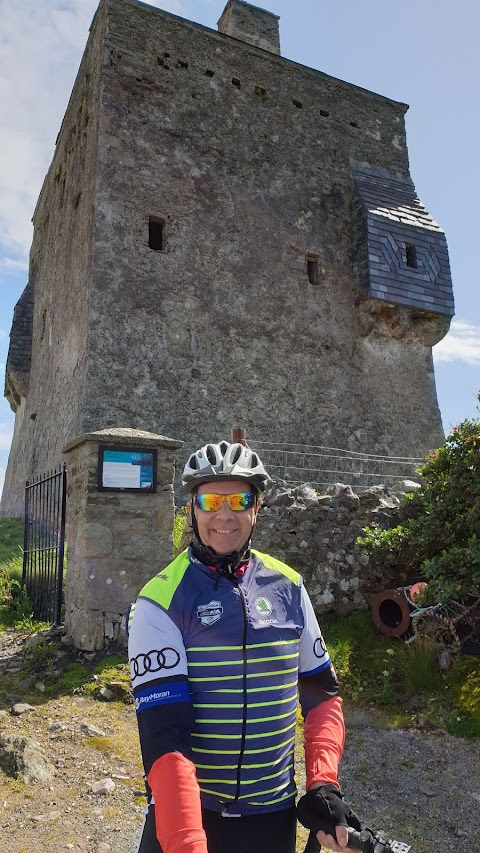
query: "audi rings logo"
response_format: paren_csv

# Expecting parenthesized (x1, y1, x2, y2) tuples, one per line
(313, 637, 327, 659)
(130, 648, 180, 681)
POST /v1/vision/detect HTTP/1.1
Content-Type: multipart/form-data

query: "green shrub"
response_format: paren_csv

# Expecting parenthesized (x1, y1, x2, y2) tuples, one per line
(173, 506, 189, 555)
(358, 408, 480, 606)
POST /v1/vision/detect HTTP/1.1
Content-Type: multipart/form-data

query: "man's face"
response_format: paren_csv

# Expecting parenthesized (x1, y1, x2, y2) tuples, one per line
(192, 479, 258, 555)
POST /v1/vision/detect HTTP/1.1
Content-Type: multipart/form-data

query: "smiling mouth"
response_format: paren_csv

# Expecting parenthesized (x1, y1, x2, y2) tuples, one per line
(211, 528, 237, 534)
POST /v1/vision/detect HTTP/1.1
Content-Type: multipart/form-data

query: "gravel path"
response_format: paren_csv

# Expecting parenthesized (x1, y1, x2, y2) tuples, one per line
(1, 630, 479, 853)
(335, 713, 480, 853)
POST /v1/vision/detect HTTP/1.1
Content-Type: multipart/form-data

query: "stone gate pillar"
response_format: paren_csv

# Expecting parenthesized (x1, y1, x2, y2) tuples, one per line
(63, 428, 183, 650)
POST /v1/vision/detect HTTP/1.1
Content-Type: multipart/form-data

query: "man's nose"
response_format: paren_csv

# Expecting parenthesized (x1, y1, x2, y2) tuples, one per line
(217, 497, 235, 517)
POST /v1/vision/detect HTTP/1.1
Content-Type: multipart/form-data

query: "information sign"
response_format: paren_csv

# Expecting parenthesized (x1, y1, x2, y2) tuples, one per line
(97, 447, 157, 492)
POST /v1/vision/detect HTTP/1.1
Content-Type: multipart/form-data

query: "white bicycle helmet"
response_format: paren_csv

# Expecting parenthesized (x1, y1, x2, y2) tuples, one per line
(182, 441, 269, 493)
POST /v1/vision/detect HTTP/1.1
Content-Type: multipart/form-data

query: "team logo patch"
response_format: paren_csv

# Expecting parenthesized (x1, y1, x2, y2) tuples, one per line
(197, 600, 223, 626)
(255, 597, 273, 616)
(314, 636, 327, 659)
(130, 647, 181, 681)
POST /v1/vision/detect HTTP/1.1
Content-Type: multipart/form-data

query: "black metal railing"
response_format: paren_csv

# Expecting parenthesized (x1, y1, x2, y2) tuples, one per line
(23, 465, 67, 625)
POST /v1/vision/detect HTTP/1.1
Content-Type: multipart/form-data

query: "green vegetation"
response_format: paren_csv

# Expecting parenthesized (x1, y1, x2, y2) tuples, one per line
(173, 505, 189, 555)
(1, 506, 478, 738)
(358, 409, 480, 606)
(0, 517, 36, 629)
(56, 661, 90, 693)
(0, 517, 57, 631)
(0, 517, 24, 564)
(323, 609, 480, 738)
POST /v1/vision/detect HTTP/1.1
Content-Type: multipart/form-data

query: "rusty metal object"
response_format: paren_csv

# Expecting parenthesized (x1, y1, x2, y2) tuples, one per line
(370, 588, 413, 637)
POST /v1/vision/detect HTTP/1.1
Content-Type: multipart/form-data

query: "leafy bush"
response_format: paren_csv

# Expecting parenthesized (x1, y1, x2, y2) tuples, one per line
(358, 409, 480, 606)
(173, 506, 189, 555)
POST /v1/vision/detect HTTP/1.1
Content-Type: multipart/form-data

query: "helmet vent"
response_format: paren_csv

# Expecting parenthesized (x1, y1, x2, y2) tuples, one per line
(251, 453, 258, 467)
(206, 444, 218, 464)
(189, 454, 199, 470)
(231, 445, 242, 464)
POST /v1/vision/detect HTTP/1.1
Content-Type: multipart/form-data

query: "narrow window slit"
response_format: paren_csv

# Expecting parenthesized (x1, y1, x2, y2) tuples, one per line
(232, 77, 241, 89)
(320, 109, 330, 117)
(149, 217, 165, 251)
(405, 244, 417, 268)
(293, 98, 303, 109)
(307, 254, 319, 285)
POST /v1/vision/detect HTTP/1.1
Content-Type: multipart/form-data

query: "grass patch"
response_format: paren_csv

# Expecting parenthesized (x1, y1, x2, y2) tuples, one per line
(0, 516, 63, 631)
(88, 736, 117, 755)
(323, 610, 480, 737)
(56, 662, 90, 693)
(399, 639, 443, 695)
(93, 654, 128, 677)
(0, 517, 24, 564)
(0, 517, 43, 631)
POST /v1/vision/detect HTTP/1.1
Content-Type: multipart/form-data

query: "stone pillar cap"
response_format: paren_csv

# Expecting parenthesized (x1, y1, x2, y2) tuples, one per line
(63, 427, 183, 454)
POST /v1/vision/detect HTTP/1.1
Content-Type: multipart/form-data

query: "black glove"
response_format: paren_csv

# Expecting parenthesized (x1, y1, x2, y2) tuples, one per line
(297, 783, 362, 839)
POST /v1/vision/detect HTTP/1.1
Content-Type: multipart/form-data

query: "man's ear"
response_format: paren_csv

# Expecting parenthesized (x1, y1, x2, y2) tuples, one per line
(252, 497, 262, 524)
(187, 500, 192, 519)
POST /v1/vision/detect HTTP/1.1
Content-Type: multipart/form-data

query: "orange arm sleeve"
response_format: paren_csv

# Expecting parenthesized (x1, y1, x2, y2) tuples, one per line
(147, 751, 208, 853)
(304, 695, 345, 790)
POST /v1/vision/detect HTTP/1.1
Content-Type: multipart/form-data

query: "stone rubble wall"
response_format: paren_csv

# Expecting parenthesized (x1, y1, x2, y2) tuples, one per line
(252, 480, 420, 615)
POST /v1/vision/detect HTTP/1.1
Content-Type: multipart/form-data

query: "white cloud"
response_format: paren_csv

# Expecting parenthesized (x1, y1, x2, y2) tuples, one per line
(434, 320, 480, 366)
(0, 423, 14, 451)
(0, 257, 28, 274)
(0, 0, 185, 268)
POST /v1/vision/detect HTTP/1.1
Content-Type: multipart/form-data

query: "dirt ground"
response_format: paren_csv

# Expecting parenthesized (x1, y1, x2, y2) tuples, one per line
(1, 630, 479, 853)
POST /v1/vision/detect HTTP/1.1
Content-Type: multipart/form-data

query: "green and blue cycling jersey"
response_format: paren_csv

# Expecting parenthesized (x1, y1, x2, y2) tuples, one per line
(128, 547, 339, 817)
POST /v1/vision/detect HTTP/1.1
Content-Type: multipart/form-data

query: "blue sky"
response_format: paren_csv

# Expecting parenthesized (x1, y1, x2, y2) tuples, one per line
(1, 0, 480, 497)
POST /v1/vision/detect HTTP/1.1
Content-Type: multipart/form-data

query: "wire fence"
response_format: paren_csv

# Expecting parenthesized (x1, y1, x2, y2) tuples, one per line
(249, 439, 424, 493)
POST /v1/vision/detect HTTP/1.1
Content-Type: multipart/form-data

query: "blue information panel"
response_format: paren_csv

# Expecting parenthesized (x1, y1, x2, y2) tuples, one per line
(98, 447, 157, 492)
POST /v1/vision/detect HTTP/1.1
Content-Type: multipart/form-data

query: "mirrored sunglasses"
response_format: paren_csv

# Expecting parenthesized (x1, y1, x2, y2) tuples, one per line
(194, 492, 256, 512)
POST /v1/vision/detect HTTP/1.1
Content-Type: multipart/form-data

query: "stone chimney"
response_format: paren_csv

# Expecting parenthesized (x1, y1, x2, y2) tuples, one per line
(218, 0, 281, 56)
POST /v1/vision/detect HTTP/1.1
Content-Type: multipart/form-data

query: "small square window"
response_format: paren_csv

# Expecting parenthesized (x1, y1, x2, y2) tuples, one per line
(149, 217, 165, 251)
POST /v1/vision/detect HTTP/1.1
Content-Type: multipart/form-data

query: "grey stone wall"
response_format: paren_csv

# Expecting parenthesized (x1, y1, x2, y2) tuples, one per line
(254, 481, 414, 615)
(63, 428, 182, 651)
(2, 0, 451, 514)
(4, 279, 34, 411)
(82, 0, 446, 468)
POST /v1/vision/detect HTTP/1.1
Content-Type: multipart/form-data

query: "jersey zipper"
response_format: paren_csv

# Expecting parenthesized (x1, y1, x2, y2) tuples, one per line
(222, 579, 248, 815)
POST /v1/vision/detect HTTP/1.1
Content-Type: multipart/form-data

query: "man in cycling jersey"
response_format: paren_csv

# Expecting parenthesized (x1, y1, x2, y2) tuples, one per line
(128, 440, 359, 853)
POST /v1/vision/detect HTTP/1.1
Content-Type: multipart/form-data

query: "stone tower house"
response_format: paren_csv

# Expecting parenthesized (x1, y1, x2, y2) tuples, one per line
(1, 0, 454, 514)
